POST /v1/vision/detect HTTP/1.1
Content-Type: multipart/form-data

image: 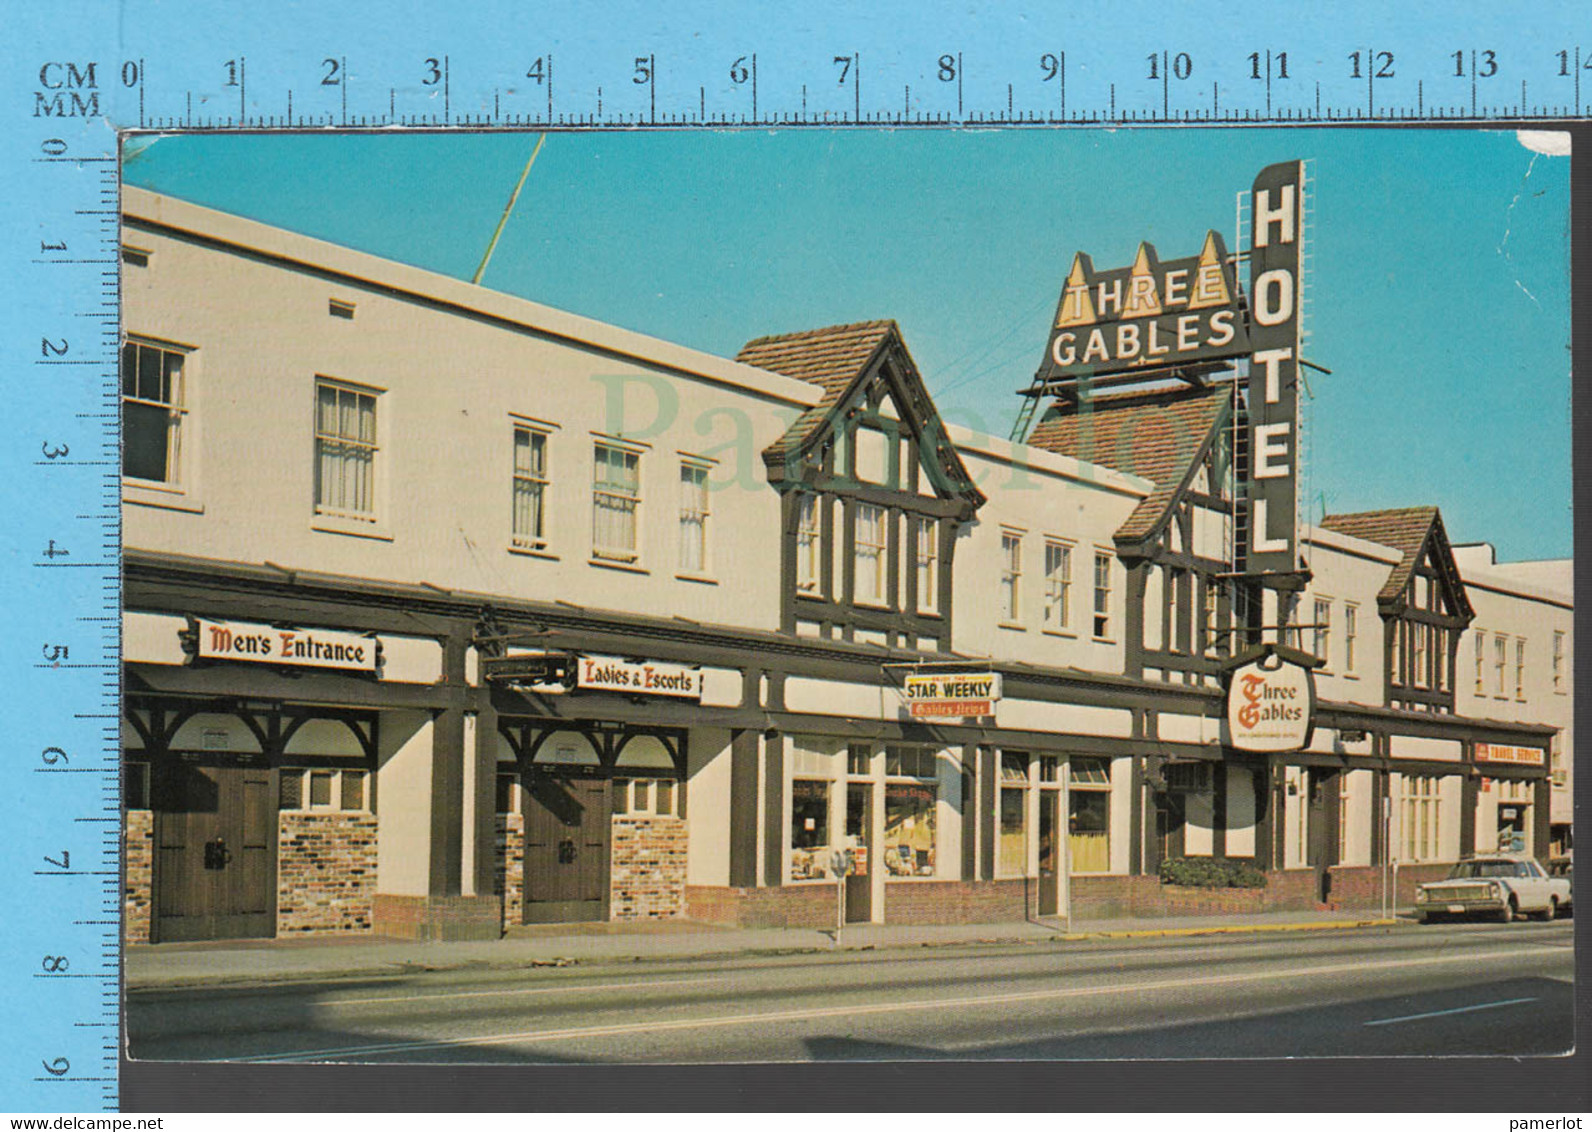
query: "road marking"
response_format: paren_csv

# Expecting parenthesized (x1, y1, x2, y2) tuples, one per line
(231, 942, 1568, 1063)
(1363, 996, 1538, 1027)
(318, 976, 718, 1009)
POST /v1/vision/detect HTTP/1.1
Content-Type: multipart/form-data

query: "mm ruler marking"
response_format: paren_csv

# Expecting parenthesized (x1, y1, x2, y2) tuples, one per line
(5, 81, 123, 1109)
(2, 4, 1586, 1113)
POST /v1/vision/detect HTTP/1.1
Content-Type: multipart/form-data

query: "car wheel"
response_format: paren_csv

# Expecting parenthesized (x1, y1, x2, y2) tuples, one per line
(1499, 897, 1519, 923)
(1537, 897, 1558, 922)
(1415, 910, 1430, 924)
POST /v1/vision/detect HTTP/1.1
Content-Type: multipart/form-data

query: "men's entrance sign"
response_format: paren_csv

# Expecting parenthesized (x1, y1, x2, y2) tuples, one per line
(1245, 160, 1305, 577)
(1040, 232, 1249, 380)
(1225, 648, 1315, 752)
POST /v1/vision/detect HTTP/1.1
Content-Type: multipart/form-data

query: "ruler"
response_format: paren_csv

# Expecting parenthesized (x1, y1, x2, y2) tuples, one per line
(0, 0, 1586, 1113)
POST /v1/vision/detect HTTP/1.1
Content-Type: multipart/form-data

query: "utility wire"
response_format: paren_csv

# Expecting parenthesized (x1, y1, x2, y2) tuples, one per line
(472, 134, 546, 286)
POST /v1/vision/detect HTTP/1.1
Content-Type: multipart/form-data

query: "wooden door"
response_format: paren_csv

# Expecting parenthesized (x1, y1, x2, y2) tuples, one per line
(153, 761, 277, 942)
(1306, 769, 1338, 904)
(523, 775, 610, 923)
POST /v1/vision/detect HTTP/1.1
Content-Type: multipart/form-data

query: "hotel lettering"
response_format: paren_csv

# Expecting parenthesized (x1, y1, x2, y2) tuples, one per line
(1245, 160, 1305, 576)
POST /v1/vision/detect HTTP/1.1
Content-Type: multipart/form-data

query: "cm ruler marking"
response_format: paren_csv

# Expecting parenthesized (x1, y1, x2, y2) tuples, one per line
(114, 35, 1592, 129)
(1, 0, 1587, 1114)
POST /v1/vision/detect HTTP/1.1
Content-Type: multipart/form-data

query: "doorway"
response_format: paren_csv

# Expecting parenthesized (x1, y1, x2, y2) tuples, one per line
(1038, 790, 1060, 916)
(1151, 790, 1186, 872)
(1305, 768, 1339, 904)
(1497, 802, 1529, 855)
(844, 782, 872, 923)
(153, 760, 277, 942)
(522, 774, 611, 923)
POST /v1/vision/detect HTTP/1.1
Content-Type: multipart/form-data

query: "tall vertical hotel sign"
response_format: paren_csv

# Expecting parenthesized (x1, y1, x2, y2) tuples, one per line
(1246, 161, 1304, 576)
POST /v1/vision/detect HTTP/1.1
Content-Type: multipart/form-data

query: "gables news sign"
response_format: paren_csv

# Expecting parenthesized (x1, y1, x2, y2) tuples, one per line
(1225, 648, 1315, 753)
(1040, 231, 1249, 380)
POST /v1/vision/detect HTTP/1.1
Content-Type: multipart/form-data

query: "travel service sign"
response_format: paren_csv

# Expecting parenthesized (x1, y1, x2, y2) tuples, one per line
(1225, 652, 1314, 752)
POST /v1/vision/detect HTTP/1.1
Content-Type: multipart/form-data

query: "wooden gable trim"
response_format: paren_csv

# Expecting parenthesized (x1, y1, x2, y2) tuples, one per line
(768, 331, 984, 517)
(1113, 395, 1232, 561)
(1379, 514, 1475, 624)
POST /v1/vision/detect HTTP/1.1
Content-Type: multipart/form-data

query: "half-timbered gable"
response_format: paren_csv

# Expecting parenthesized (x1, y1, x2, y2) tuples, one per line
(1027, 383, 1234, 683)
(1320, 507, 1475, 712)
(741, 320, 984, 650)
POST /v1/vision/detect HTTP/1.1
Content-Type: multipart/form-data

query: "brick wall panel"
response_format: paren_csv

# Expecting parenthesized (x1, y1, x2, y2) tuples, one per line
(610, 815, 687, 920)
(124, 809, 153, 945)
(277, 812, 378, 935)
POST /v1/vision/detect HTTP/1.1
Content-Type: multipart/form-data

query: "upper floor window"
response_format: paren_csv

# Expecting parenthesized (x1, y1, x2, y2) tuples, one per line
(1043, 540, 1072, 631)
(1278, 592, 1301, 650)
(678, 461, 711, 574)
(592, 442, 641, 562)
(1344, 603, 1359, 674)
(1514, 637, 1526, 700)
(1092, 552, 1113, 639)
(121, 339, 188, 484)
(1494, 634, 1507, 697)
(1202, 580, 1220, 655)
(854, 503, 887, 605)
(314, 378, 378, 518)
(511, 425, 550, 550)
(796, 495, 821, 594)
(1312, 598, 1332, 668)
(999, 532, 1022, 624)
(1411, 622, 1429, 689)
(1552, 630, 1565, 693)
(915, 518, 938, 613)
(1474, 631, 1487, 696)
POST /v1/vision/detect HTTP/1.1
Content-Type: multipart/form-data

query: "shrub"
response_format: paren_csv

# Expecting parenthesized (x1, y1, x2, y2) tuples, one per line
(1158, 856, 1269, 889)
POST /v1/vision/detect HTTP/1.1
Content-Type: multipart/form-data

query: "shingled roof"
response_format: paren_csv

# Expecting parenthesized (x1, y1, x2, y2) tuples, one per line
(739, 321, 898, 466)
(1319, 506, 1445, 606)
(741, 321, 982, 510)
(737, 319, 897, 393)
(1027, 384, 1230, 547)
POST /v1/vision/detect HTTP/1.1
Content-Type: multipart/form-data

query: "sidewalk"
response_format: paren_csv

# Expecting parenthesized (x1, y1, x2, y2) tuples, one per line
(125, 908, 1407, 990)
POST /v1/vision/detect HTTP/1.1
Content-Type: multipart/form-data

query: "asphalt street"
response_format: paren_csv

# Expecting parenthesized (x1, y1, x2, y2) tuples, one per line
(127, 919, 1574, 1063)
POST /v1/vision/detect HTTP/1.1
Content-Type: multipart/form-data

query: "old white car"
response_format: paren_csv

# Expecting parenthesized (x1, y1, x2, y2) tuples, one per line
(1414, 855, 1571, 923)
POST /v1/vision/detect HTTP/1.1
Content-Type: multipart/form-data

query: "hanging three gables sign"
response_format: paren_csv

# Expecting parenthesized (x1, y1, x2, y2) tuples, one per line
(1223, 643, 1317, 753)
(1040, 231, 1249, 380)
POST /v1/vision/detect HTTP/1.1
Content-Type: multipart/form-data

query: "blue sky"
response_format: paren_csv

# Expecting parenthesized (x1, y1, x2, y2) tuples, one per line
(124, 127, 1571, 560)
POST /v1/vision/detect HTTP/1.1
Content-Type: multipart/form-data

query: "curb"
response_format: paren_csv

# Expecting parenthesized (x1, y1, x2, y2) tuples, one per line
(125, 916, 1407, 992)
(1051, 917, 1403, 941)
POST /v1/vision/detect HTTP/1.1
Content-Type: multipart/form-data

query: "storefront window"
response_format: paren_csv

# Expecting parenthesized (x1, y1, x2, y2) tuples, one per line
(790, 778, 832, 880)
(1399, 774, 1441, 862)
(884, 782, 936, 877)
(1069, 789, 1111, 873)
(998, 752, 1028, 875)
